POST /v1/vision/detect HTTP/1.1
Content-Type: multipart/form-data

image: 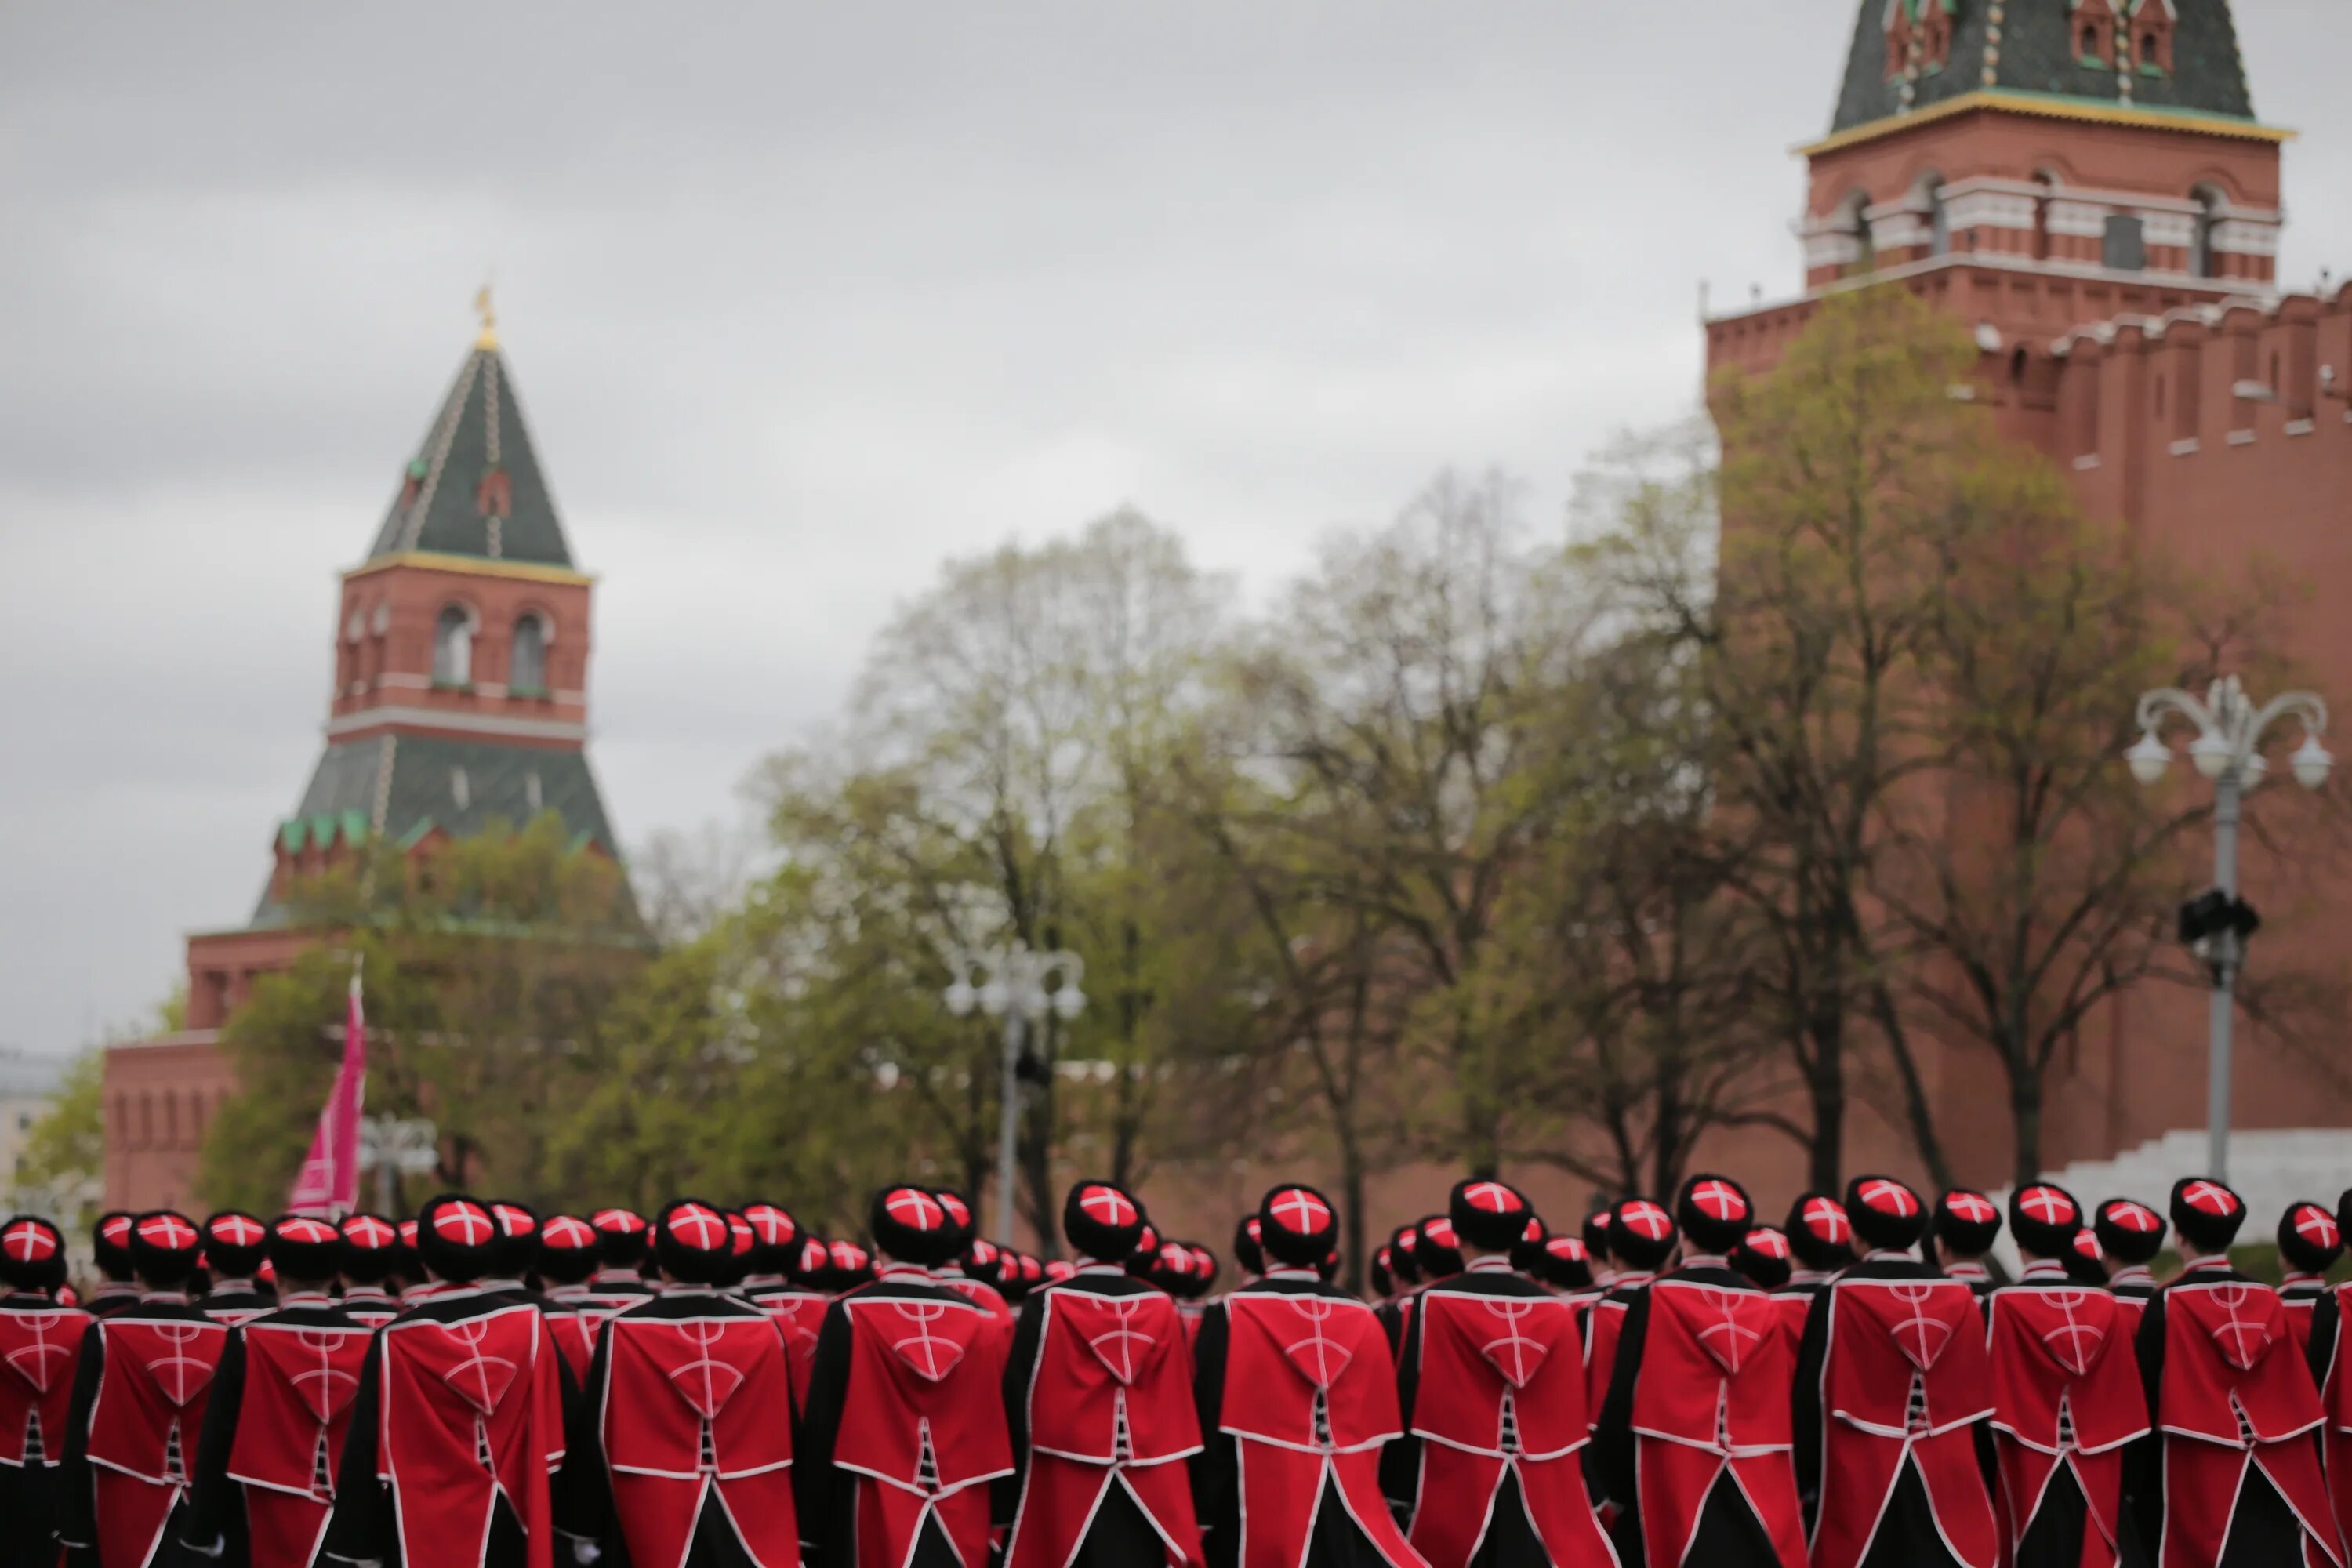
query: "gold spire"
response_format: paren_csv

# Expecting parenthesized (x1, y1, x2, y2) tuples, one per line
(473, 282, 498, 350)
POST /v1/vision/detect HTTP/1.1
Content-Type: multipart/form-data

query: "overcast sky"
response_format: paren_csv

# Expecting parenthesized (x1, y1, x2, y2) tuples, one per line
(4, 4, 2346, 1060)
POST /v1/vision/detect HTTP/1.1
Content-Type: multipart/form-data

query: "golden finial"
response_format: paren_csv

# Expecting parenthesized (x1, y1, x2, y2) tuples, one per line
(473, 281, 498, 350)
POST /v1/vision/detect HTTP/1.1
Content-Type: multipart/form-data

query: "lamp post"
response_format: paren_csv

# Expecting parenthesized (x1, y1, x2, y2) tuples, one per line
(942, 943, 1086, 1244)
(2125, 676, 2331, 1181)
(358, 1115, 440, 1216)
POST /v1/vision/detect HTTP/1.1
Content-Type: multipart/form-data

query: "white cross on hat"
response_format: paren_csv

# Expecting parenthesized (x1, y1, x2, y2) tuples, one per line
(493, 1205, 535, 1236)
(1270, 1188, 1333, 1234)
(668, 1204, 730, 1250)
(884, 1189, 946, 1231)
(1618, 1201, 1673, 1240)
(1858, 1180, 1918, 1217)
(2018, 1188, 2075, 1225)
(2103, 1200, 2161, 1232)
(277, 1218, 339, 1245)
(2296, 1206, 2342, 1250)
(343, 1217, 396, 1248)
(209, 1214, 266, 1247)
(1689, 1180, 1747, 1221)
(3, 1221, 58, 1261)
(1801, 1199, 1849, 1242)
(543, 1216, 597, 1248)
(1461, 1181, 1522, 1214)
(745, 1207, 796, 1244)
(2181, 1181, 2238, 1216)
(1944, 1191, 1999, 1224)
(140, 1214, 199, 1251)
(433, 1202, 495, 1247)
(1077, 1186, 1138, 1228)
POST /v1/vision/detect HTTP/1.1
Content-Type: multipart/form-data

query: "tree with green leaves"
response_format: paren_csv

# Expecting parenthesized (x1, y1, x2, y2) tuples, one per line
(198, 812, 644, 1214)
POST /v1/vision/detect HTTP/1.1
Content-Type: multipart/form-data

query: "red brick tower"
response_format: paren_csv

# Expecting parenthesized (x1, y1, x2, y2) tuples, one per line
(104, 302, 631, 1210)
(1704, 2, 2352, 1194)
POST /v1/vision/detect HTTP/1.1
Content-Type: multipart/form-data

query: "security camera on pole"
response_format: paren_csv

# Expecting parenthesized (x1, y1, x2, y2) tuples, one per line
(942, 943, 1086, 1245)
(2125, 675, 2332, 1181)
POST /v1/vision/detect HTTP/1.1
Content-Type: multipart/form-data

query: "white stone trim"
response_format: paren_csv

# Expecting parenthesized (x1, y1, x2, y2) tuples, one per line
(2138, 212, 2195, 248)
(2072, 454, 2103, 470)
(2212, 219, 2280, 257)
(2285, 419, 2315, 436)
(2169, 437, 2201, 456)
(1947, 190, 2037, 232)
(324, 706, 589, 743)
(2226, 429, 2256, 445)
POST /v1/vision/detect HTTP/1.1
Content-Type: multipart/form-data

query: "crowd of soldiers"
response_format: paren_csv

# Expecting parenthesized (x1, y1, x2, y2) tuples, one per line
(3, 1166, 2350, 1568)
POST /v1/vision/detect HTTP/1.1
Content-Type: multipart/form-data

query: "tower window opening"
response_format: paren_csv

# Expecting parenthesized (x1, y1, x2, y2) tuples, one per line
(1926, 180, 1951, 258)
(433, 605, 475, 687)
(510, 612, 548, 694)
(2191, 189, 2223, 280)
(452, 767, 471, 811)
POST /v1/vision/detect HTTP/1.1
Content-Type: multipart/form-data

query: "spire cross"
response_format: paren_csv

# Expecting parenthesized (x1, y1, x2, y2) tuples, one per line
(474, 283, 498, 350)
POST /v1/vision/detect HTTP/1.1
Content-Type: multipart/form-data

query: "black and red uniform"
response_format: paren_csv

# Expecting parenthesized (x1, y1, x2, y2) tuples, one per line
(2276, 1201, 2343, 1358)
(1984, 1184, 2151, 1568)
(1932, 1189, 2002, 1303)
(590, 1208, 661, 1312)
(1192, 1184, 1423, 1568)
(2132, 1178, 2340, 1568)
(182, 1216, 372, 1568)
(337, 1215, 403, 1330)
(528, 1216, 608, 1388)
(796, 1187, 1014, 1568)
(59, 1211, 227, 1568)
(85, 1214, 143, 1322)
(1581, 1197, 1673, 1432)
(196, 1213, 277, 1330)
(557, 1199, 800, 1568)
(1004, 1181, 1203, 1568)
(1377, 1218, 1461, 1358)
(1594, 1174, 1806, 1568)
(2093, 1200, 2167, 1327)
(746, 1236, 833, 1412)
(1772, 1194, 1850, 1350)
(1794, 1176, 1998, 1568)
(1, 1215, 90, 1568)
(320, 1196, 569, 1568)
(1390, 1178, 1617, 1568)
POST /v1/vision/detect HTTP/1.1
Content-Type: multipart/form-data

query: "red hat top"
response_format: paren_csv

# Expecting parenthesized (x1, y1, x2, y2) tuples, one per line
(0, 1214, 66, 1290)
(1257, 1185, 1338, 1267)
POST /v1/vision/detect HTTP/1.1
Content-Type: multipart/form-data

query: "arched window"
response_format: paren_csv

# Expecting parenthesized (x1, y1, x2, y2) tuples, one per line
(1926, 179, 1951, 257)
(2032, 172, 2057, 262)
(2191, 187, 2223, 280)
(433, 604, 474, 686)
(510, 612, 549, 694)
(1846, 191, 1875, 274)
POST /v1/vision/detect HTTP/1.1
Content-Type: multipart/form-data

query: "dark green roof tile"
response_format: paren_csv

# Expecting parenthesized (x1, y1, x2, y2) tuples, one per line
(364, 347, 575, 568)
(1831, 0, 2256, 136)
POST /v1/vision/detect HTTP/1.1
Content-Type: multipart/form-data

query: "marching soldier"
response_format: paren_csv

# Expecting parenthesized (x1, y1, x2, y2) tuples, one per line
(1794, 1174, 1999, 1568)
(1595, 1174, 1807, 1568)
(320, 1195, 568, 1568)
(1001, 1181, 1204, 1568)
(2131, 1176, 2339, 1566)
(1778, 1192, 1849, 1300)
(1984, 1184, 2150, 1568)
(196, 1212, 275, 1327)
(1932, 1189, 2002, 1299)
(1732, 1225, 1793, 1291)
(481, 1201, 542, 1298)
(589, 1207, 658, 1307)
(795, 1185, 1013, 1568)
(532, 1214, 606, 1385)
(1191, 1185, 1422, 1568)
(1581, 1194, 1675, 1427)
(2092, 1200, 2165, 1315)
(2310, 1188, 2352, 1559)
(1390, 1178, 1617, 1568)
(58, 1210, 226, 1568)
(336, 1215, 401, 1329)
(85, 1214, 141, 1319)
(740, 1212, 829, 1410)
(1, 1214, 90, 1568)
(2276, 1200, 2341, 1353)
(557, 1199, 800, 1567)
(182, 1215, 371, 1568)
(928, 1189, 1014, 1325)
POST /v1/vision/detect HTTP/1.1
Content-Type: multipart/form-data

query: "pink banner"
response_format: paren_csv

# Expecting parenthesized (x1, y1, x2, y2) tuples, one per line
(290, 968, 367, 1217)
